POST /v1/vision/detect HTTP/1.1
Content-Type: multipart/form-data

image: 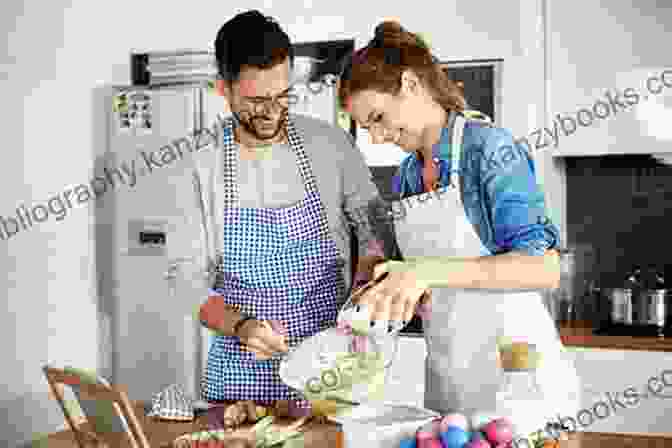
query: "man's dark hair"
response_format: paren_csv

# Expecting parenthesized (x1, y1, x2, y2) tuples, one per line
(214, 10, 294, 82)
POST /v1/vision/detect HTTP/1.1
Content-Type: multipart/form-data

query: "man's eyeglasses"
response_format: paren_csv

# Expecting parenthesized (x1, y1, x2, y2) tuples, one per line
(241, 88, 299, 113)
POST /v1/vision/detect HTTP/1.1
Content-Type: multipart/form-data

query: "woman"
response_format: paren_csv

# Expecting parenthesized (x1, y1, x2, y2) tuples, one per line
(338, 22, 580, 429)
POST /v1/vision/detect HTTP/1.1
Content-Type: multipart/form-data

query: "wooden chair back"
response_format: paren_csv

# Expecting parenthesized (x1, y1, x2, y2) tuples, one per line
(43, 365, 151, 448)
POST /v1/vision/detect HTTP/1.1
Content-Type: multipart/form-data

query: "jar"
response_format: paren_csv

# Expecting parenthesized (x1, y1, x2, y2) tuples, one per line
(492, 342, 546, 442)
(554, 249, 576, 323)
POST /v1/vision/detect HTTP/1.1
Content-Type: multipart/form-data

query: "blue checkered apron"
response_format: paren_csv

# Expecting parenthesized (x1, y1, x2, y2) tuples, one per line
(201, 115, 345, 405)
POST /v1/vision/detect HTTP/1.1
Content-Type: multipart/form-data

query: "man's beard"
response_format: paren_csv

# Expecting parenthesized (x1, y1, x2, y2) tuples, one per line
(234, 110, 287, 143)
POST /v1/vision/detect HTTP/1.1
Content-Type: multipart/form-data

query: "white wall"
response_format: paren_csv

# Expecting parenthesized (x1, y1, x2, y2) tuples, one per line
(5, 0, 663, 446)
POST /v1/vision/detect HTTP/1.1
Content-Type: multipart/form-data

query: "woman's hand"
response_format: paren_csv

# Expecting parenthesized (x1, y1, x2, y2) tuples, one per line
(354, 260, 431, 326)
(235, 319, 289, 361)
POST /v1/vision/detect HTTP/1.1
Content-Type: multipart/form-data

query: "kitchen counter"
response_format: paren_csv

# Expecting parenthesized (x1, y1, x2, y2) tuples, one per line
(558, 322, 672, 352)
(575, 432, 672, 447)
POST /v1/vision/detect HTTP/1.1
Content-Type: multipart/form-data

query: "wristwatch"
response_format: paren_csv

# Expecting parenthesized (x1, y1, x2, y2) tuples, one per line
(353, 259, 388, 289)
(233, 312, 256, 336)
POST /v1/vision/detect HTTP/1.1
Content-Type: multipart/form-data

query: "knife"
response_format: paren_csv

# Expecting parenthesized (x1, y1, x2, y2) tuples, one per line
(323, 395, 361, 407)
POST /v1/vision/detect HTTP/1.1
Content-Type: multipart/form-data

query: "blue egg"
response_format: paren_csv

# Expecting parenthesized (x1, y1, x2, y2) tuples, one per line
(470, 431, 487, 441)
(440, 427, 470, 448)
(398, 437, 417, 448)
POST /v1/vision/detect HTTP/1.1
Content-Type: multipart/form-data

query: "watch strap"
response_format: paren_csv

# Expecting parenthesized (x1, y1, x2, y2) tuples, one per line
(233, 313, 256, 336)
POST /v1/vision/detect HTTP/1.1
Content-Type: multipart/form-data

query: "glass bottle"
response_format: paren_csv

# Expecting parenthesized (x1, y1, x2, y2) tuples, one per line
(554, 249, 576, 325)
(494, 341, 549, 442)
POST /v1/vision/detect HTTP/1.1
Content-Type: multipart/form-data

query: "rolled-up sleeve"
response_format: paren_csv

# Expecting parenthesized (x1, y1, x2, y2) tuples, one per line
(479, 128, 561, 256)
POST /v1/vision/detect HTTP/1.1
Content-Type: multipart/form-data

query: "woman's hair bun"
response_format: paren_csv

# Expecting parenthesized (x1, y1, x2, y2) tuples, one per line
(372, 21, 417, 47)
(374, 21, 405, 39)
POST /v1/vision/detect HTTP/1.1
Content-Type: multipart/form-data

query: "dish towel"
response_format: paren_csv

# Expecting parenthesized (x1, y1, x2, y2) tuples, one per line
(147, 384, 195, 421)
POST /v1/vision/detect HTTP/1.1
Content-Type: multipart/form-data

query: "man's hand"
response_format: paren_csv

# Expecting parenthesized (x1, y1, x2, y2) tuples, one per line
(235, 319, 289, 361)
(352, 254, 386, 288)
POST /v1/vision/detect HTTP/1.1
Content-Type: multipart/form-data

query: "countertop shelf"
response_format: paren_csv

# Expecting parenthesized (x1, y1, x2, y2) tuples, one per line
(402, 322, 672, 352)
(558, 322, 672, 352)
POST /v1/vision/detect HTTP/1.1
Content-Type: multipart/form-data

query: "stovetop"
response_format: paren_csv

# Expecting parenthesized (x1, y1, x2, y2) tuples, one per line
(593, 323, 672, 337)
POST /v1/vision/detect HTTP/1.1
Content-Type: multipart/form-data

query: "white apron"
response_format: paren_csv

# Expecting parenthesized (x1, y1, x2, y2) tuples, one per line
(392, 115, 581, 426)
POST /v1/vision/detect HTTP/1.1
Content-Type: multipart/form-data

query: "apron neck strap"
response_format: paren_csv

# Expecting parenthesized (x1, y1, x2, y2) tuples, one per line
(449, 114, 466, 189)
(220, 114, 318, 206)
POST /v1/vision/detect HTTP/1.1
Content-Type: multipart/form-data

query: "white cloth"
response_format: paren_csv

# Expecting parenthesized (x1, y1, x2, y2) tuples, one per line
(391, 115, 580, 426)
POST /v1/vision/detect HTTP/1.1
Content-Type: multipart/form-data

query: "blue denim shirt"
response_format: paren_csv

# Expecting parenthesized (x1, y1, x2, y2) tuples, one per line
(392, 114, 561, 256)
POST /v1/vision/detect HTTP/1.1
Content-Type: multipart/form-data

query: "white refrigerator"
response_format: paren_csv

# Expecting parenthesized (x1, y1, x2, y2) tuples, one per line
(97, 80, 342, 403)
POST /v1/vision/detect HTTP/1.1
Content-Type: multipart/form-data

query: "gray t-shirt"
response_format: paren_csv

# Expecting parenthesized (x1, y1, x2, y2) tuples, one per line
(236, 142, 302, 208)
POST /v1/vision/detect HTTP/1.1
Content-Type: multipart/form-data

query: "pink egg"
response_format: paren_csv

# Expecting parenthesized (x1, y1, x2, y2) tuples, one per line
(416, 430, 443, 448)
(483, 418, 513, 445)
(440, 413, 469, 431)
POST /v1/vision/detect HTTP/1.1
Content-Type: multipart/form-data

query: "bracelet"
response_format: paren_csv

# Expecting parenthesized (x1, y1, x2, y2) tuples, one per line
(353, 259, 388, 288)
(233, 314, 256, 336)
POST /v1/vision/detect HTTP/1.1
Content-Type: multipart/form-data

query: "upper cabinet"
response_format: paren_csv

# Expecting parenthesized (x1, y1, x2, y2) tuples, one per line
(548, 2, 672, 157)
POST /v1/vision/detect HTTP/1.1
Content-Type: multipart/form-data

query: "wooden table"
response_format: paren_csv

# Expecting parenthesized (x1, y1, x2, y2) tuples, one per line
(41, 401, 672, 447)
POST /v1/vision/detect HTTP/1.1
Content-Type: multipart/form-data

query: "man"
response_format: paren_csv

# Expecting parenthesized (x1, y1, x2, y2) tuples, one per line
(194, 10, 392, 410)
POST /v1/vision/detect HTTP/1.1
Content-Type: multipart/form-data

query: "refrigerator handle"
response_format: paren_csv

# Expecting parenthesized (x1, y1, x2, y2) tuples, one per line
(164, 256, 199, 279)
(192, 87, 204, 132)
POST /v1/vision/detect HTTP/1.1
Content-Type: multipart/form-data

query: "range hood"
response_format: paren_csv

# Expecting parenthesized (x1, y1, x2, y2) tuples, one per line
(550, 67, 672, 161)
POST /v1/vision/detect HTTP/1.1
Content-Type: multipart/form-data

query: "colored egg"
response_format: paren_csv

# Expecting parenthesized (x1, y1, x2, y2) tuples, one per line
(441, 413, 469, 431)
(464, 437, 492, 448)
(430, 439, 444, 448)
(483, 418, 513, 445)
(470, 432, 487, 442)
(440, 427, 470, 448)
(436, 424, 471, 438)
(431, 417, 443, 434)
(416, 431, 443, 448)
(398, 437, 418, 448)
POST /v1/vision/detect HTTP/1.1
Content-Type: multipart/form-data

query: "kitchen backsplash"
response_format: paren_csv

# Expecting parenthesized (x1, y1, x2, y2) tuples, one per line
(565, 155, 672, 288)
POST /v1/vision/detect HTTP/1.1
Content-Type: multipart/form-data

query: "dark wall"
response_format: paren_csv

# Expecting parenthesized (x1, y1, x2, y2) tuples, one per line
(565, 155, 672, 287)
(442, 63, 497, 121)
(370, 166, 398, 201)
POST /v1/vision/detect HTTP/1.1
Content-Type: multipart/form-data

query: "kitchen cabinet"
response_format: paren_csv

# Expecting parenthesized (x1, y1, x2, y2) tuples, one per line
(547, 1, 672, 158)
(566, 347, 672, 435)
